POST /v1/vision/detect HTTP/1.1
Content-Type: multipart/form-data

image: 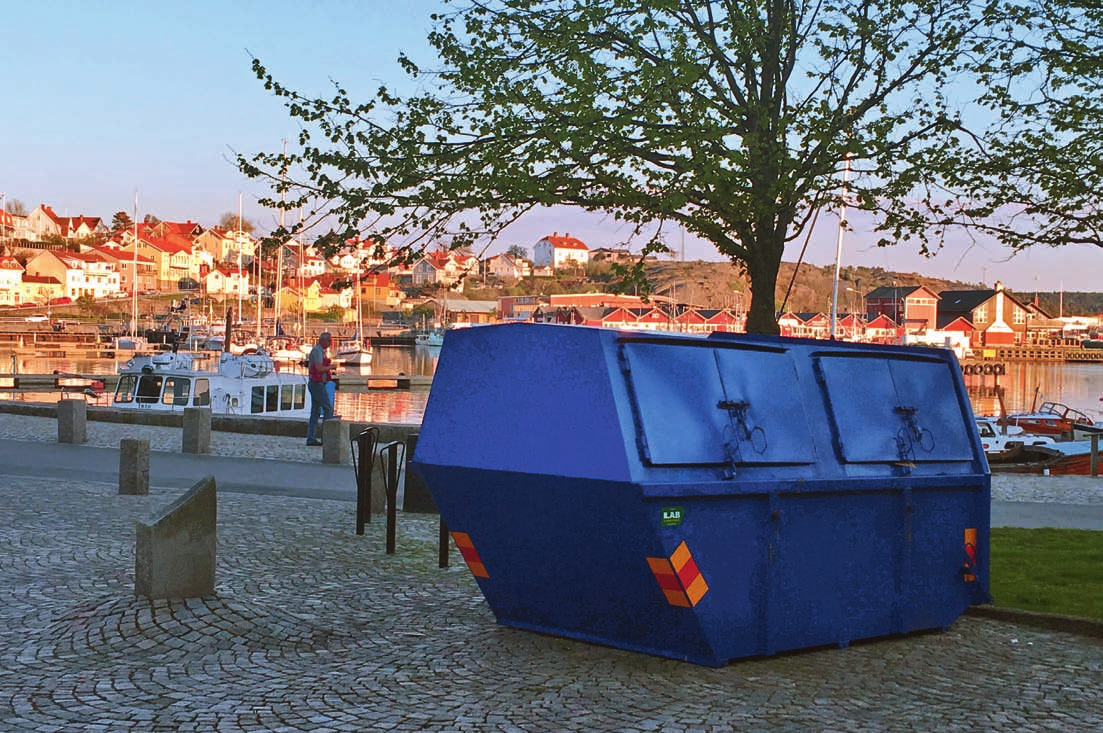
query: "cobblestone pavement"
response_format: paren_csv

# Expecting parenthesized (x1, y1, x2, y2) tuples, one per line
(1, 414, 1102, 731)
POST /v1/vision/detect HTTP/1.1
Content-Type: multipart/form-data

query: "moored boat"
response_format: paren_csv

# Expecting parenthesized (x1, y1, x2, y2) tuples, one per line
(1003, 401, 1097, 438)
(113, 350, 309, 418)
(414, 328, 444, 347)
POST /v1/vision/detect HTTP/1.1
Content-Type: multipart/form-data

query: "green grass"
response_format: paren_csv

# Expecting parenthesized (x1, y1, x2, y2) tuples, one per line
(989, 528, 1103, 621)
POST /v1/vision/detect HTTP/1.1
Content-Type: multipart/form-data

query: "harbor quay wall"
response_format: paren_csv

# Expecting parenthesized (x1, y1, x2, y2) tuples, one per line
(0, 401, 418, 446)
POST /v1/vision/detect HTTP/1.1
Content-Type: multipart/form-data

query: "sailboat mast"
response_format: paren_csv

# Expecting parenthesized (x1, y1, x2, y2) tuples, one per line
(237, 192, 243, 338)
(830, 153, 851, 340)
(131, 191, 139, 339)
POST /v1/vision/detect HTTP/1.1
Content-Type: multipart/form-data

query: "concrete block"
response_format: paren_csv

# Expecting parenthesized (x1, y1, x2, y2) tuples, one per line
(57, 398, 87, 444)
(322, 419, 350, 465)
(182, 407, 212, 454)
(135, 474, 217, 599)
(119, 438, 150, 496)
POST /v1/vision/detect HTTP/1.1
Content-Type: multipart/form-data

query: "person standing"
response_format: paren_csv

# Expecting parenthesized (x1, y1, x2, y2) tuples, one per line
(306, 331, 335, 445)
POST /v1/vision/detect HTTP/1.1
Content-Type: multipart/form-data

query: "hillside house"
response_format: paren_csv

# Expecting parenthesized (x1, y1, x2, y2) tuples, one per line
(412, 250, 478, 289)
(0, 210, 13, 240)
(485, 253, 531, 279)
(25, 204, 103, 242)
(89, 244, 157, 294)
(195, 228, 255, 264)
(357, 272, 404, 312)
(202, 266, 249, 296)
(24, 250, 119, 300)
(533, 232, 590, 269)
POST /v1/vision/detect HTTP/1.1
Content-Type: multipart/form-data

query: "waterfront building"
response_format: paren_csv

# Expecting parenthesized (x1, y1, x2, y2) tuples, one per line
(864, 285, 939, 333)
(938, 281, 1036, 348)
(0, 256, 25, 306)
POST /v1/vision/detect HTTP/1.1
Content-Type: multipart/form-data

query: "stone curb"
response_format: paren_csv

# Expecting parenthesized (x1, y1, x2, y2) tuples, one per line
(966, 605, 1103, 638)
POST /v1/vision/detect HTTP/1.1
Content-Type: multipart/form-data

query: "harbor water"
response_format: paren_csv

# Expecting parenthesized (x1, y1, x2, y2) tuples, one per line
(3, 342, 1101, 426)
(4, 345, 440, 425)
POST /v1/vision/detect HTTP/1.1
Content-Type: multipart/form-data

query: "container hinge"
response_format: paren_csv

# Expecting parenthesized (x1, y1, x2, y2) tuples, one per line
(811, 358, 826, 384)
(893, 405, 934, 463)
(617, 346, 632, 374)
(718, 399, 768, 470)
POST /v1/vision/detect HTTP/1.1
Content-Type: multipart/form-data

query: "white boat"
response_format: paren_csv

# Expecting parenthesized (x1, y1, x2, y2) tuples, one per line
(415, 329, 444, 347)
(112, 350, 309, 418)
(336, 342, 373, 366)
(264, 337, 309, 365)
(111, 335, 149, 351)
(335, 264, 373, 366)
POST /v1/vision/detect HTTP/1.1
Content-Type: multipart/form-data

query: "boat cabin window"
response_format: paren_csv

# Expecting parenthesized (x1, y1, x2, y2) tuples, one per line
(114, 375, 138, 404)
(136, 375, 163, 404)
(977, 422, 996, 438)
(193, 379, 210, 407)
(280, 384, 305, 411)
(250, 383, 307, 413)
(162, 377, 190, 407)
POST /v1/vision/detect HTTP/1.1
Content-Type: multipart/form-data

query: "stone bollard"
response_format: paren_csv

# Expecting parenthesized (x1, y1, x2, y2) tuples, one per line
(119, 438, 150, 496)
(322, 418, 350, 465)
(57, 398, 87, 444)
(135, 475, 217, 599)
(182, 407, 212, 454)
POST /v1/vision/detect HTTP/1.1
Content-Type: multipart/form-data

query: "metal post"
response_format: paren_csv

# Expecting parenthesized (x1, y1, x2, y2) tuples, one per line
(380, 440, 403, 554)
(439, 518, 449, 568)
(351, 427, 379, 535)
(1092, 434, 1099, 478)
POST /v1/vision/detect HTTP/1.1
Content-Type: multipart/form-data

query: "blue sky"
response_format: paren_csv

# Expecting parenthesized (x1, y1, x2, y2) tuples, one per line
(3, 1, 1098, 292)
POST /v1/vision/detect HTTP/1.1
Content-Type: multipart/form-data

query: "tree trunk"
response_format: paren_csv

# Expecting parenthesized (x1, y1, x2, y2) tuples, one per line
(743, 244, 783, 336)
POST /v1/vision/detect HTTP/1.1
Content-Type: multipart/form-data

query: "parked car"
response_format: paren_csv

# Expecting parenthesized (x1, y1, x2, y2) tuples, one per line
(178, 278, 199, 291)
(48, 297, 72, 305)
(24, 314, 48, 322)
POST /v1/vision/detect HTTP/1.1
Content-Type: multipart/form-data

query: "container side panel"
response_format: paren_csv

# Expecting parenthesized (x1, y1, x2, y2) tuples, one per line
(768, 492, 900, 652)
(416, 464, 721, 663)
(417, 325, 630, 481)
(901, 484, 991, 630)
(673, 499, 772, 660)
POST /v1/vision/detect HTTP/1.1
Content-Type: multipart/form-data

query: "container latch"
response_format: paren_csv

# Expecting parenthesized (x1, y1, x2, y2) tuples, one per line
(718, 399, 768, 469)
(893, 405, 934, 464)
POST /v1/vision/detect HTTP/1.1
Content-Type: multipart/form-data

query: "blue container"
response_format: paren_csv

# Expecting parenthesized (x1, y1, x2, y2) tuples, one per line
(412, 323, 990, 666)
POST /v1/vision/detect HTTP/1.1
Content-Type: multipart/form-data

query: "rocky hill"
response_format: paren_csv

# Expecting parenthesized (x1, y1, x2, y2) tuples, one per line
(643, 260, 993, 314)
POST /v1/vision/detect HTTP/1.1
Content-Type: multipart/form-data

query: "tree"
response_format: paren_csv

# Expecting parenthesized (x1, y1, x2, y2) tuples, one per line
(932, 2, 1103, 252)
(241, 1, 1054, 333)
(6, 199, 27, 216)
(111, 211, 134, 233)
(218, 212, 256, 234)
(505, 244, 528, 261)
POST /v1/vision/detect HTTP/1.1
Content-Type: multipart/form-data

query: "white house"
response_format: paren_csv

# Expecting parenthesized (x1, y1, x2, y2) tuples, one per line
(0, 256, 25, 305)
(486, 253, 531, 279)
(203, 265, 250, 296)
(25, 204, 103, 242)
(24, 250, 120, 300)
(532, 232, 590, 269)
(412, 249, 479, 289)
